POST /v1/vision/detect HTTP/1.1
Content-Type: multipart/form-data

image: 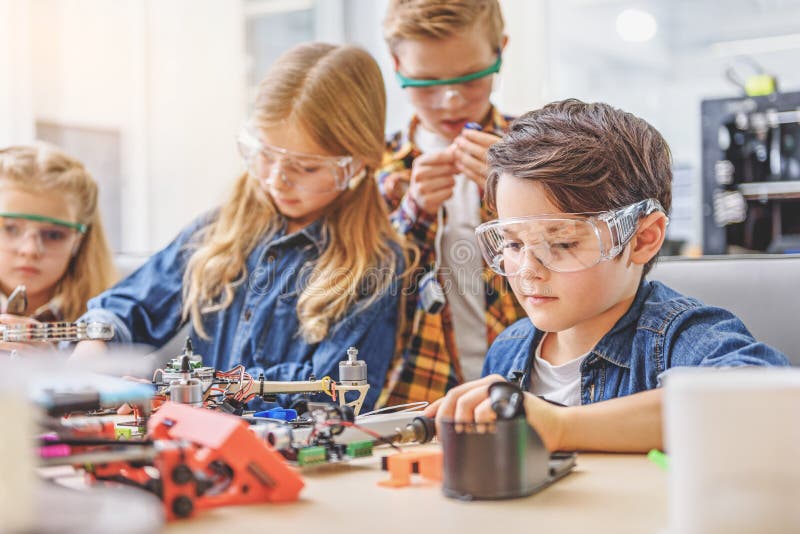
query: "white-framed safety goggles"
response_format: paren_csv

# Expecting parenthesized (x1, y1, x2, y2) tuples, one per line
(237, 126, 358, 194)
(475, 199, 667, 275)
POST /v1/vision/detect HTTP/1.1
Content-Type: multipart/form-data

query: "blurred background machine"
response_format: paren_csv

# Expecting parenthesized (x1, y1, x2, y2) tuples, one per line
(702, 89, 800, 254)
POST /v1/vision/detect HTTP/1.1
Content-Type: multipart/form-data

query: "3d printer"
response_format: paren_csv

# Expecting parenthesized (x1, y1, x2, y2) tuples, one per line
(702, 90, 800, 254)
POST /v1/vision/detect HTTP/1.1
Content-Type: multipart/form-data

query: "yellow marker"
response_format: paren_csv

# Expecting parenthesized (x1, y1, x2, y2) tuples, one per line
(745, 74, 776, 97)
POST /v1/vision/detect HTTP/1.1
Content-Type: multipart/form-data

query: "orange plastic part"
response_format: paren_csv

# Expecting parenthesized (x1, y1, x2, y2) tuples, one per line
(147, 402, 305, 520)
(378, 450, 443, 488)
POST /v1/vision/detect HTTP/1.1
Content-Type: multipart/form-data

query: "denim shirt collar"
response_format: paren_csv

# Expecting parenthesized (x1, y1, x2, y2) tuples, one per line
(271, 216, 328, 254)
(508, 279, 655, 385)
(587, 279, 655, 370)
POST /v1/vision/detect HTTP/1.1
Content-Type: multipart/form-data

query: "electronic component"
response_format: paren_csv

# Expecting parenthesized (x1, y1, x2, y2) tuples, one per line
(167, 355, 203, 406)
(252, 406, 435, 469)
(419, 271, 446, 314)
(437, 381, 576, 500)
(150, 343, 371, 416)
(1, 321, 114, 342)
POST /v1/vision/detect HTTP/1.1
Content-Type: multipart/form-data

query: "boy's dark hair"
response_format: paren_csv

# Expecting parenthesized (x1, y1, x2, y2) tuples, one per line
(486, 99, 672, 276)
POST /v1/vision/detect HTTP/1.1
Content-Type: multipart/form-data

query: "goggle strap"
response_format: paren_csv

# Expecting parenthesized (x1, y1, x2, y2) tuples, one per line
(396, 54, 502, 88)
(0, 212, 87, 233)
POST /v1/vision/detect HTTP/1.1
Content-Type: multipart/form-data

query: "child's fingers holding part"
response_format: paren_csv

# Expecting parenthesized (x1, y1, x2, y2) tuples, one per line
(454, 149, 487, 187)
(459, 128, 501, 149)
(453, 134, 494, 188)
(415, 148, 456, 166)
(473, 397, 498, 424)
(435, 374, 507, 422)
(455, 134, 489, 160)
(453, 385, 492, 423)
(409, 159, 458, 213)
(414, 174, 456, 194)
(423, 397, 443, 418)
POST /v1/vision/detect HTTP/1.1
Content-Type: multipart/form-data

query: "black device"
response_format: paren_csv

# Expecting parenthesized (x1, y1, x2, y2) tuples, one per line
(701, 91, 800, 254)
(438, 381, 576, 500)
(419, 271, 446, 314)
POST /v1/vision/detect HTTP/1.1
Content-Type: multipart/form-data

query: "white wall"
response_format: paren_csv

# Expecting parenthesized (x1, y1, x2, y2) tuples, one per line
(0, 0, 34, 146)
(496, 0, 550, 115)
(145, 1, 246, 250)
(30, 0, 149, 252)
(25, 0, 246, 253)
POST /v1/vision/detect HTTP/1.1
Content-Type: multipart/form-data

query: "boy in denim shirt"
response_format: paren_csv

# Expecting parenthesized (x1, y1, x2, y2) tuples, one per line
(426, 99, 789, 452)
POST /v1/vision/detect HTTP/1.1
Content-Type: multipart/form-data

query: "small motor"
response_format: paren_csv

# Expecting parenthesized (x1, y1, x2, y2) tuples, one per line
(338, 347, 367, 386)
(169, 354, 203, 407)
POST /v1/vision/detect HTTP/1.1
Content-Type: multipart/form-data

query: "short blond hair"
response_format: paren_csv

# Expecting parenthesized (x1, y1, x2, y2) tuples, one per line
(383, 0, 505, 53)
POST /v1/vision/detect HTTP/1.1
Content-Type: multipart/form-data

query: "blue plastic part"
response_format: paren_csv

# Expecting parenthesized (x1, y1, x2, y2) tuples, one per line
(464, 122, 483, 131)
(253, 408, 298, 421)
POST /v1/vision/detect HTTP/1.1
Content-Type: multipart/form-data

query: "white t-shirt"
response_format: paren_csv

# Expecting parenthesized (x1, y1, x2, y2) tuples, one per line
(413, 125, 487, 381)
(530, 333, 588, 406)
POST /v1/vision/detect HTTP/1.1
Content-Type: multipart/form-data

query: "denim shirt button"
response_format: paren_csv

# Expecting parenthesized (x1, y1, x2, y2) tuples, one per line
(244, 309, 252, 321)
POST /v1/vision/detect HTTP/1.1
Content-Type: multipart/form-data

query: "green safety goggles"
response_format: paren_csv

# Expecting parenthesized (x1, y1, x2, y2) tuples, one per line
(395, 54, 503, 88)
(0, 212, 87, 233)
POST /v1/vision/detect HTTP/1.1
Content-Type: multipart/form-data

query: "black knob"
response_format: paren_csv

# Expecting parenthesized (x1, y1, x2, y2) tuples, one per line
(410, 416, 436, 443)
(172, 496, 194, 518)
(488, 381, 525, 420)
(171, 464, 193, 485)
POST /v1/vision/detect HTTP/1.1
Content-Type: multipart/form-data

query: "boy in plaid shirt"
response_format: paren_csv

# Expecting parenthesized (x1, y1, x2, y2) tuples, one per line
(377, 0, 525, 406)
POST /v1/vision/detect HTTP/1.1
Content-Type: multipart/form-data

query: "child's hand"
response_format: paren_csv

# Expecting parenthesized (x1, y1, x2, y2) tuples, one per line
(382, 169, 411, 205)
(452, 129, 502, 190)
(408, 149, 458, 215)
(0, 314, 52, 354)
(425, 374, 566, 451)
(426, 374, 507, 422)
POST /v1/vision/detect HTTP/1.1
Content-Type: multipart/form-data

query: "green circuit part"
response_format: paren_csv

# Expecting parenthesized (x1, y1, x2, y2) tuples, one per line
(297, 446, 328, 466)
(346, 440, 373, 458)
(115, 424, 146, 440)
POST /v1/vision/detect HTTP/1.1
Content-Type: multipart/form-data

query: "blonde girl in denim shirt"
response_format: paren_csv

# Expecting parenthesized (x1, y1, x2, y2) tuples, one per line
(427, 100, 788, 451)
(75, 43, 414, 411)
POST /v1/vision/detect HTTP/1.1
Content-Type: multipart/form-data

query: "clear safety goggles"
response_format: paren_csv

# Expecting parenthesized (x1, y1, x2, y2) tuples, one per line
(0, 212, 85, 255)
(475, 199, 666, 275)
(237, 126, 358, 194)
(396, 54, 501, 110)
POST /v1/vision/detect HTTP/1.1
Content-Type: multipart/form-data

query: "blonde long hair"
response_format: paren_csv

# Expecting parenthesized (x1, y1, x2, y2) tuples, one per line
(0, 143, 118, 321)
(183, 43, 414, 343)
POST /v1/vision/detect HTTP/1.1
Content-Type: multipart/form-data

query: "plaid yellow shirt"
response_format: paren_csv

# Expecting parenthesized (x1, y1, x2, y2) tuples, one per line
(377, 108, 526, 406)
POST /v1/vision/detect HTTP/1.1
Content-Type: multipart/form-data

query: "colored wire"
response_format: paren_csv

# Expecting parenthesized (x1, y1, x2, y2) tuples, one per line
(330, 421, 402, 452)
(358, 401, 429, 418)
